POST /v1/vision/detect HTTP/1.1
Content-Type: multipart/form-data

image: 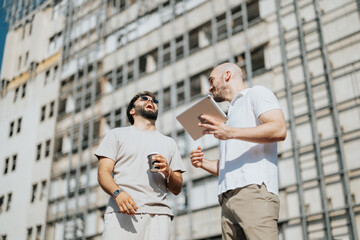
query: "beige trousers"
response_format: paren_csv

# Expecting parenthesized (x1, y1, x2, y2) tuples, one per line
(220, 184, 280, 240)
(102, 212, 171, 240)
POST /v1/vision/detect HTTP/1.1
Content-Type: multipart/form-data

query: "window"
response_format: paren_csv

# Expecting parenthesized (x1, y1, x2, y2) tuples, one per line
(25, 51, 29, 66)
(127, 61, 134, 82)
(40, 105, 46, 121)
(6, 193, 12, 211)
(233, 45, 265, 77)
(17, 118, 22, 133)
(176, 81, 185, 104)
(14, 87, 19, 102)
(29, 22, 33, 35)
(22, 83, 26, 98)
(162, 42, 171, 66)
(54, 136, 63, 155)
(216, 13, 227, 41)
(27, 227, 32, 240)
(3, 158, 9, 175)
(190, 75, 202, 99)
(31, 183, 38, 203)
(189, 28, 199, 52)
(36, 144, 42, 161)
(9, 121, 14, 137)
(58, 98, 67, 115)
(139, 48, 158, 75)
(22, 26, 26, 39)
(11, 154, 17, 172)
(231, 1, 260, 34)
(177, 130, 186, 156)
(198, 22, 212, 48)
(251, 46, 265, 73)
(36, 225, 42, 240)
(45, 70, 50, 85)
(49, 101, 55, 118)
(175, 35, 184, 60)
(104, 108, 122, 129)
(54, 65, 58, 80)
(163, 87, 171, 111)
(40, 181, 47, 200)
(0, 195, 3, 214)
(45, 140, 51, 157)
(18, 56, 22, 70)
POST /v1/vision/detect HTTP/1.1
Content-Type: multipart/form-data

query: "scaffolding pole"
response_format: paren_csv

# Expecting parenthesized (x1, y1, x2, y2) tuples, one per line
(313, 0, 358, 239)
(241, 0, 252, 86)
(293, 0, 332, 239)
(274, 1, 308, 239)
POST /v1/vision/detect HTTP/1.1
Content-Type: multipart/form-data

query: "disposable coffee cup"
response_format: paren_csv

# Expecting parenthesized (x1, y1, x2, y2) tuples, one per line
(147, 152, 160, 173)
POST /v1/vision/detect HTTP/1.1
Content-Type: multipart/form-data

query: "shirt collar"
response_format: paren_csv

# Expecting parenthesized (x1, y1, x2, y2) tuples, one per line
(230, 88, 249, 106)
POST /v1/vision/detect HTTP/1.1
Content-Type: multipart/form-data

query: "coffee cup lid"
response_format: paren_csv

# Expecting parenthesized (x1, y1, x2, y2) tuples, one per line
(147, 152, 159, 156)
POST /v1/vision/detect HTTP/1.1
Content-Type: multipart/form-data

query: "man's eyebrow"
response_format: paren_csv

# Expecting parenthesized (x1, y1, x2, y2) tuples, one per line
(208, 76, 214, 82)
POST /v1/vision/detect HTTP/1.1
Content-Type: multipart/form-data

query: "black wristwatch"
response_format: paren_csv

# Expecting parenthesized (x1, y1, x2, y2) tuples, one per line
(112, 189, 123, 199)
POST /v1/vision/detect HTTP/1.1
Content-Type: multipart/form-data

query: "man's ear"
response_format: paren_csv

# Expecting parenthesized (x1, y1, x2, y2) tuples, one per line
(130, 108, 135, 116)
(224, 71, 231, 82)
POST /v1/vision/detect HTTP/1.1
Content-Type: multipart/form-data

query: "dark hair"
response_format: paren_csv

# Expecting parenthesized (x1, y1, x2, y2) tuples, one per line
(126, 91, 157, 125)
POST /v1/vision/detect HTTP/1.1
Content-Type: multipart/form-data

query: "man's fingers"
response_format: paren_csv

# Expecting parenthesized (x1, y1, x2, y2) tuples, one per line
(129, 200, 138, 211)
(190, 152, 204, 157)
(191, 156, 203, 161)
(125, 202, 135, 215)
(199, 123, 217, 130)
(121, 203, 131, 215)
(119, 205, 124, 214)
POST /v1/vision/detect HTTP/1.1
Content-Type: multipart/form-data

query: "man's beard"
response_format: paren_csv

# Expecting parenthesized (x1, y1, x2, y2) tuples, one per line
(212, 90, 226, 102)
(135, 105, 158, 121)
(213, 94, 226, 102)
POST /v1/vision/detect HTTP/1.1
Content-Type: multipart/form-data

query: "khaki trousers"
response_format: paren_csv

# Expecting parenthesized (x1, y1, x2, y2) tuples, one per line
(220, 184, 280, 240)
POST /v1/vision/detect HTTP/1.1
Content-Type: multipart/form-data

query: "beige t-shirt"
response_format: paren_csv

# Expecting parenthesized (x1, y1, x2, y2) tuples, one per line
(95, 126, 186, 216)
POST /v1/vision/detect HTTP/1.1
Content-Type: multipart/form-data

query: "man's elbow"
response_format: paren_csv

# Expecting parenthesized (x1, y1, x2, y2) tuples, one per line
(172, 188, 182, 196)
(277, 126, 287, 141)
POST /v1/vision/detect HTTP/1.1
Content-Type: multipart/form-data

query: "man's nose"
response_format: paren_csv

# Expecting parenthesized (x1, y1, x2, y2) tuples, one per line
(209, 85, 214, 92)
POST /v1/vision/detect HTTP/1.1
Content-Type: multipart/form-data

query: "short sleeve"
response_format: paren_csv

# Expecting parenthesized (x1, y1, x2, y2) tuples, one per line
(250, 86, 281, 119)
(94, 129, 119, 162)
(169, 140, 186, 173)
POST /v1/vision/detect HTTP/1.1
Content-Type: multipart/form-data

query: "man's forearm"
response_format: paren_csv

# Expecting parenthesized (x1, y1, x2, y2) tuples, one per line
(229, 122, 286, 143)
(167, 170, 183, 195)
(201, 159, 219, 176)
(98, 169, 121, 196)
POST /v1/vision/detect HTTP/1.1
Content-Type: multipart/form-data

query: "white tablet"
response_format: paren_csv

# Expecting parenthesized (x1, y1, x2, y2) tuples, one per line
(176, 95, 228, 140)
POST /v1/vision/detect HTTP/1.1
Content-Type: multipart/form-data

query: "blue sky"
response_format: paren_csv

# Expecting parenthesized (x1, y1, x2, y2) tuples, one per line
(0, 0, 9, 73)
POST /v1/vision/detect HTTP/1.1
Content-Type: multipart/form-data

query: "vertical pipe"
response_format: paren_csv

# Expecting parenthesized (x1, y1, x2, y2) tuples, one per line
(241, 0, 253, 86)
(293, 0, 332, 238)
(225, 0, 234, 63)
(275, 0, 308, 239)
(209, 0, 218, 66)
(182, 1, 193, 239)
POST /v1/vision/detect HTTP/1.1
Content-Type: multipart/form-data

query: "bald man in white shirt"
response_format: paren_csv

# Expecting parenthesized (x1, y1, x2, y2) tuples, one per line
(190, 63, 286, 240)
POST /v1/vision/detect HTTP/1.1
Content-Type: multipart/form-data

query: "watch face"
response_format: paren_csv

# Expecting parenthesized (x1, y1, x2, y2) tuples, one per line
(113, 189, 120, 197)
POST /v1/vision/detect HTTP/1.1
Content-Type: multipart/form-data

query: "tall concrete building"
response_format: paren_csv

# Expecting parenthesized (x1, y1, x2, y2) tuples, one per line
(0, 1, 64, 240)
(1, 0, 360, 239)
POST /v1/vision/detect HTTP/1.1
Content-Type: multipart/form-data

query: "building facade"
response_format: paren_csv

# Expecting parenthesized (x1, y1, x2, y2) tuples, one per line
(1, 0, 360, 239)
(0, 1, 64, 240)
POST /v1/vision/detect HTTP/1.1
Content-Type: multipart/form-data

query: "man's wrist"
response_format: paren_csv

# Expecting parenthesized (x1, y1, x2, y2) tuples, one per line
(112, 189, 124, 199)
(166, 169, 173, 184)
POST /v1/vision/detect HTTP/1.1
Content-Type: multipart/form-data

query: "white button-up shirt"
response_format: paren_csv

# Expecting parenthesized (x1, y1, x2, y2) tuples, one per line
(218, 86, 282, 196)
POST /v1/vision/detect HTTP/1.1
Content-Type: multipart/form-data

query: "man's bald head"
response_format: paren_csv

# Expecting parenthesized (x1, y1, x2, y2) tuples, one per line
(208, 62, 245, 102)
(212, 62, 243, 79)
